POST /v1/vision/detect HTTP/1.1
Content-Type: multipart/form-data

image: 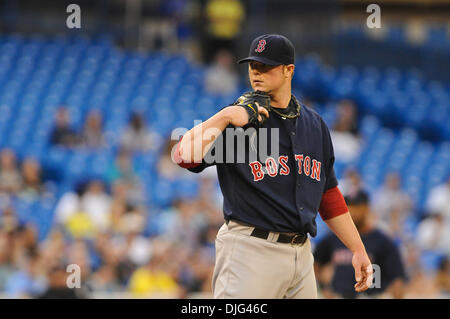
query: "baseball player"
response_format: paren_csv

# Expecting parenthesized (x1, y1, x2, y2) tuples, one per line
(314, 189, 407, 298)
(174, 34, 373, 298)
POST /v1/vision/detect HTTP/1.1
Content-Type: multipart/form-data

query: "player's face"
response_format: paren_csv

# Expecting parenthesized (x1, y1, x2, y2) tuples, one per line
(348, 203, 369, 228)
(248, 61, 287, 93)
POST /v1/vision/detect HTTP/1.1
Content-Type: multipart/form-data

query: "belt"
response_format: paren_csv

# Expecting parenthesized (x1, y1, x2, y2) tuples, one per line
(226, 219, 307, 245)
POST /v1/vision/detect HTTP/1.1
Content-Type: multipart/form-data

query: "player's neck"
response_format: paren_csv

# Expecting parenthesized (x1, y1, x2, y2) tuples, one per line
(269, 84, 292, 109)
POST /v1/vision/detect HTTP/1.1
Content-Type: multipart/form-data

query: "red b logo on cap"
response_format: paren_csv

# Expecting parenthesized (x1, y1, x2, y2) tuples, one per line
(255, 39, 266, 53)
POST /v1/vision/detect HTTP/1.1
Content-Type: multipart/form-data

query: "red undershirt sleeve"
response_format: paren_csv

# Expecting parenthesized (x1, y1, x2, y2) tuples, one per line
(318, 186, 349, 221)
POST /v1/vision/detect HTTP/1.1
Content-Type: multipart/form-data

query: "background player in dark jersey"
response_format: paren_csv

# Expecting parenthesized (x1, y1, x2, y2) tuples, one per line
(314, 189, 407, 298)
(175, 34, 374, 298)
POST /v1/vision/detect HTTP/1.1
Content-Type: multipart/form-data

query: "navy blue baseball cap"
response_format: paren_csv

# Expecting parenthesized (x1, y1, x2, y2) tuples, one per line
(238, 34, 295, 66)
(344, 190, 370, 206)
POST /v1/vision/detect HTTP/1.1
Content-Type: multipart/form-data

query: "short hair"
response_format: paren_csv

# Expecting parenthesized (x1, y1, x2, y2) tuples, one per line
(344, 190, 370, 205)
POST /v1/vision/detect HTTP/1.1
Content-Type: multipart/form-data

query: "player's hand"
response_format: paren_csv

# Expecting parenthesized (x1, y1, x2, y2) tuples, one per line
(225, 104, 269, 127)
(352, 249, 373, 293)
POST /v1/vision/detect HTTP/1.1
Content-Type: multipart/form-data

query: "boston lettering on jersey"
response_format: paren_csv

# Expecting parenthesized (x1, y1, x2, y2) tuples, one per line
(184, 96, 338, 236)
(249, 155, 322, 182)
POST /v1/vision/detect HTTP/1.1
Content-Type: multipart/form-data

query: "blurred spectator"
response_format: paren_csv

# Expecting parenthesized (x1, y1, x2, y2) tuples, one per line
(152, 0, 201, 58)
(88, 264, 122, 295)
(314, 190, 407, 299)
(170, 0, 202, 61)
(91, 232, 134, 286)
(18, 158, 46, 201)
(434, 257, 450, 296)
(0, 205, 37, 253)
(110, 203, 151, 267)
(330, 100, 361, 162)
(204, 49, 239, 95)
(38, 262, 84, 299)
(54, 180, 111, 238)
(38, 229, 65, 271)
(338, 168, 364, 198)
(177, 249, 214, 297)
(81, 110, 106, 149)
(0, 149, 22, 195)
(128, 240, 181, 297)
(140, 0, 187, 52)
(401, 242, 422, 278)
(106, 150, 136, 183)
(203, 0, 245, 63)
(109, 180, 138, 233)
(333, 100, 359, 136)
(108, 198, 152, 266)
(106, 149, 144, 205)
(49, 107, 80, 147)
(109, 186, 128, 234)
(416, 213, 450, 255)
(3, 204, 35, 239)
(4, 249, 47, 298)
(54, 185, 83, 231)
(80, 180, 111, 232)
(112, 202, 146, 237)
(67, 239, 92, 285)
(160, 198, 207, 251)
(425, 176, 450, 221)
(121, 227, 152, 267)
(60, 205, 96, 239)
(111, 250, 136, 287)
(120, 112, 160, 153)
(386, 207, 408, 245)
(371, 172, 413, 232)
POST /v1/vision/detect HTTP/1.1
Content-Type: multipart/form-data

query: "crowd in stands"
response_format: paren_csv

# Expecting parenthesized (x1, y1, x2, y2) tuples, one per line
(0, 149, 51, 202)
(0, 91, 448, 298)
(0, 0, 448, 297)
(0, 104, 225, 298)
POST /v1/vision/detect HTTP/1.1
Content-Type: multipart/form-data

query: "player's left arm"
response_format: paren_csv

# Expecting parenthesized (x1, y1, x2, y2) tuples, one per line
(319, 188, 373, 293)
(318, 118, 373, 292)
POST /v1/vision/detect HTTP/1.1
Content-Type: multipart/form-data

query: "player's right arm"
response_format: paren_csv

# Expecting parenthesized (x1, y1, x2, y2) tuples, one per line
(178, 105, 269, 164)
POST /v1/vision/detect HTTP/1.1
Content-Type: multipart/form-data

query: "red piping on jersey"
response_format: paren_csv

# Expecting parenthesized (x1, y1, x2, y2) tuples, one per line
(318, 186, 348, 220)
(174, 136, 202, 169)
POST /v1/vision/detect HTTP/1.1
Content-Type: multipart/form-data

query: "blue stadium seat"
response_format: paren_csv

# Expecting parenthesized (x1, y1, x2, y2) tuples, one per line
(151, 178, 176, 207)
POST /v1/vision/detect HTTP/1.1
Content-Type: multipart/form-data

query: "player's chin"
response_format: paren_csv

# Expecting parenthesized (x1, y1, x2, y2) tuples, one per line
(252, 83, 268, 92)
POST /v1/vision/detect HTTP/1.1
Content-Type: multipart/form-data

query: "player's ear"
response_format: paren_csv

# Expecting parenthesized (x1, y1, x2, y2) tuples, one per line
(284, 64, 295, 79)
